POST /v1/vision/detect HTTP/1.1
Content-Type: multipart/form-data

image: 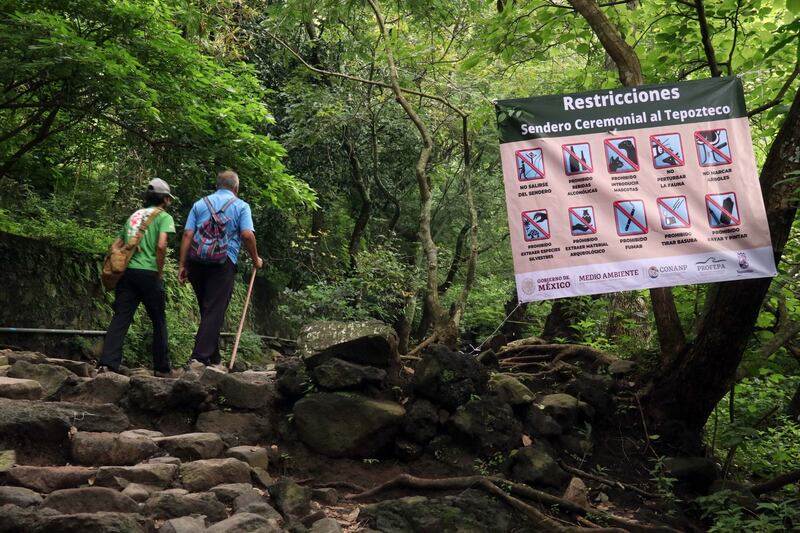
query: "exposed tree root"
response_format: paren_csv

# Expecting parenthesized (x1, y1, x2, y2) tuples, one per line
(558, 462, 658, 499)
(308, 480, 368, 493)
(497, 343, 618, 371)
(346, 473, 681, 533)
(405, 333, 439, 358)
(750, 467, 800, 495)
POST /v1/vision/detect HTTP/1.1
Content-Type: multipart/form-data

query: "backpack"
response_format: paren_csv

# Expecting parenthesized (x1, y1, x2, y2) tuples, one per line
(189, 196, 237, 264)
(101, 207, 163, 291)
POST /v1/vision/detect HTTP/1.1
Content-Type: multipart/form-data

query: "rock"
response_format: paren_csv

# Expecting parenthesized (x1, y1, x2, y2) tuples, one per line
(301, 511, 327, 528)
(0, 507, 148, 533)
(297, 321, 399, 369)
(509, 445, 569, 488)
(232, 490, 264, 511)
(95, 463, 179, 489)
(559, 434, 593, 456)
(200, 366, 228, 388)
(534, 393, 593, 433)
(122, 482, 157, 502)
(206, 513, 282, 533)
(488, 374, 535, 405)
(476, 349, 498, 367)
(360, 489, 513, 532)
(451, 398, 522, 454)
(147, 456, 181, 465)
(565, 374, 615, 422)
(0, 376, 42, 400)
(293, 392, 405, 458)
(128, 376, 206, 413)
(310, 518, 342, 533)
(608, 359, 636, 376)
(524, 404, 564, 436)
(226, 445, 269, 469)
(155, 409, 197, 435)
(268, 479, 312, 517)
(196, 410, 272, 447)
(0, 486, 43, 507)
(180, 458, 252, 492)
(562, 477, 590, 508)
(0, 398, 129, 446)
(209, 483, 259, 505)
(311, 358, 386, 390)
(62, 372, 130, 405)
(276, 359, 310, 401)
(154, 432, 225, 461)
(144, 491, 227, 523)
(70, 431, 159, 466)
(161, 515, 207, 533)
(395, 438, 424, 461)
(237, 501, 283, 523)
(42, 486, 139, 513)
(8, 360, 77, 398)
(0, 449, 15, 472)
(251, 467, 275, 488)
(311, 488, 338, 505)
(122, 428, 164, 439)
(663, 457, 719, 492)
(217, 372, 275, 409)
(412, 345, 489, 410)
(403, 399, 439, 444)
(6, 351, 47, 364)
(7, 465, 97, 493)
(45, 357, 90, 377)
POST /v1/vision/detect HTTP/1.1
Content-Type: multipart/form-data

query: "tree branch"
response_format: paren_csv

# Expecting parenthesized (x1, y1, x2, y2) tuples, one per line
(694, 0, 722, 77)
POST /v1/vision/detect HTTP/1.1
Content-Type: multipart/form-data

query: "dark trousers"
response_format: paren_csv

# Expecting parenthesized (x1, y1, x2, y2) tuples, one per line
(100, 269, 170, 372)
(187, 259, 236, 364)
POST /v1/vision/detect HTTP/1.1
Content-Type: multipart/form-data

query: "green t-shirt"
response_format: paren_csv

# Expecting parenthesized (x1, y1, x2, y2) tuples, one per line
(119, 208, 176, 271)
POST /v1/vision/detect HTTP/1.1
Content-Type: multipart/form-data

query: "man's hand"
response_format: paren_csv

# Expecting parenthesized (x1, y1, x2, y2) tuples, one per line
(254, 256, 264, 269)
(179, 265, 189, 284)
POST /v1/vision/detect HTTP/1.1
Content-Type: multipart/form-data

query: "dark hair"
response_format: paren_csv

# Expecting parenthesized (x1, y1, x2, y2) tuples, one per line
(144, 190, 169, 207)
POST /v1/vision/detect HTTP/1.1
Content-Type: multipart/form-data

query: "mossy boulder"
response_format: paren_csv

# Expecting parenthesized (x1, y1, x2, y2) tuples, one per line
(413, 345, 489, 410)
(293, 392, 405, 458)
(297, 321, 399, 369)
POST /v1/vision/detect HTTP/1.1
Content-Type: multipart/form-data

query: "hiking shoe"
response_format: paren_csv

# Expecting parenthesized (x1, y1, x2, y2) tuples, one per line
(154, 368, 183, 379)
(187, 359, 207, 372)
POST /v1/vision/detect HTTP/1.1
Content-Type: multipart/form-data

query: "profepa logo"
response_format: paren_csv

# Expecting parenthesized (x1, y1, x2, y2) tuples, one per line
(695, 256, 726, 272)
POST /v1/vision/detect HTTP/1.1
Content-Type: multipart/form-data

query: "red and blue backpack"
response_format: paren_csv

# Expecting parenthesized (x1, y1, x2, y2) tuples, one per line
(189, 196, 237, 264)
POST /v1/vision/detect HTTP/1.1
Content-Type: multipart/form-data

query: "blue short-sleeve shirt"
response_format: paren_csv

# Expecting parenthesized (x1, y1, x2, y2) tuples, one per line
(185, 189, 254, 264)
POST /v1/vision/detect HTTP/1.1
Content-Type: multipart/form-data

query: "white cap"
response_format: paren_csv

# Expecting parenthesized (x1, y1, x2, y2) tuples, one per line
(147, 178, 174, 199)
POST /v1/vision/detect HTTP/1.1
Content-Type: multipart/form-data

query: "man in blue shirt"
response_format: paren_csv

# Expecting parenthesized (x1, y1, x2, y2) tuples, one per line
(178, 170, 263, 366)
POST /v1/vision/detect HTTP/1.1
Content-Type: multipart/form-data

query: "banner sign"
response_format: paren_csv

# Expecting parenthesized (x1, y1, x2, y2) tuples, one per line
(495, 77, 776, 302)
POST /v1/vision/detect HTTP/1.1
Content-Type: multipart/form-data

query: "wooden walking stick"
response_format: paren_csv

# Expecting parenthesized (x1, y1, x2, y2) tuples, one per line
(229, 268, 257, 371)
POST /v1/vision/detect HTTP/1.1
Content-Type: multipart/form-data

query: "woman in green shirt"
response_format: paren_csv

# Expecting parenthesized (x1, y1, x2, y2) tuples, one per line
(98, 179, 179, 377)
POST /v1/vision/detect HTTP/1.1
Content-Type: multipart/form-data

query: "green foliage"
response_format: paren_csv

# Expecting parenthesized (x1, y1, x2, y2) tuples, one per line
(698, 489, 800, 533)
(278, 244, 414, 334)
(707, 371, 800, 481)
(0, 0, 314, 253)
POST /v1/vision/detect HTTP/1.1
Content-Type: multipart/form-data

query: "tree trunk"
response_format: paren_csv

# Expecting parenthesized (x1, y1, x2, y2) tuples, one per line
(367, 0, 443, 340)
(644, 88, 800, 440)
(344, 136, 371, 270)
(542, 299, 578, 341)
